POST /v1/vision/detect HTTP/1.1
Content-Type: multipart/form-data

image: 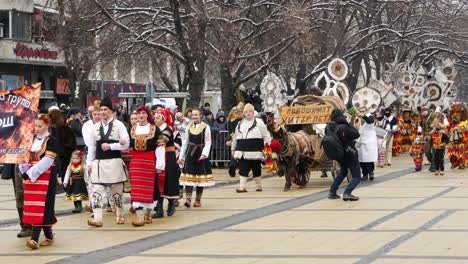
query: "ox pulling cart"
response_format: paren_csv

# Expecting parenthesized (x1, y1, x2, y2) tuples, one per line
(273, 95, 349, 191)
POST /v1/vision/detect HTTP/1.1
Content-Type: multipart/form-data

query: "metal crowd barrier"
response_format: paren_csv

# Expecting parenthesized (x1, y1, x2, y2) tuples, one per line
(209, 130, 231, 164)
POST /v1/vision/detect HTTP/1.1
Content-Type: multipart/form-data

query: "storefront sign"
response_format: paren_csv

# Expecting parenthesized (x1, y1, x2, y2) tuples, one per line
(0, 40, 65, 66)
(14, 43, 58, 60)
(279, 104, 333, 125)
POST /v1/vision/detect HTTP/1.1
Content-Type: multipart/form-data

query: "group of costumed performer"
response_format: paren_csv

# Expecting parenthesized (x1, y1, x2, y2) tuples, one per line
(19, 114, 59, 249)
(86, 97, 130, 227)
(179, 109, 215, 208)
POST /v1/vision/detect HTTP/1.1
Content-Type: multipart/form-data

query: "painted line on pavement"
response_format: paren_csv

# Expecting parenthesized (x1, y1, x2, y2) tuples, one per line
(354, 209, 456, 264)
(49, 166, 416, 264)
(358, 187, 456, 231)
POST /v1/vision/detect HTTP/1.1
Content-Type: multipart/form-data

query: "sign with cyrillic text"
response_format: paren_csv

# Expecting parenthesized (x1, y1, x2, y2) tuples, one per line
(279, 104, 333, 125)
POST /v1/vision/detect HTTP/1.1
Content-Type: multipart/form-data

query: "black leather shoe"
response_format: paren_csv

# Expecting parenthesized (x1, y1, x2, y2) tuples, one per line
(328, 193, 341, 199)
(361, 175, 368, 181)
(343, 194, 359, 201)
(369, 173, 374, 181)
(167, 199, 176, 216)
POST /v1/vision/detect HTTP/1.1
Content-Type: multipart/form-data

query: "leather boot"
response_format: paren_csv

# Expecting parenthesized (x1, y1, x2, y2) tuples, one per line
(167, 199, 176, 216)
(131, 209, 145, 227)
(152, 198, 164, 219)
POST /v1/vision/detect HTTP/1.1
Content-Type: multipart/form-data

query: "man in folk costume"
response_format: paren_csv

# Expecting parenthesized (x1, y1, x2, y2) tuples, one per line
(86, 96, 130, 227)
(231, 103, 272, 192)
(128, 106, 164, 226)
(19, 114, 59, 249)
(81, 100, 101, 213)
(152, 108, 180, 218)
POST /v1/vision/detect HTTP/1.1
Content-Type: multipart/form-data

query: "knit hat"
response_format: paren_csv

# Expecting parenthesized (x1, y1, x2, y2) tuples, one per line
(243, 103, 254, 113)
(330, 109, 344, 122)
(69, 107, 81, 116)
(100, 96, 113, 110)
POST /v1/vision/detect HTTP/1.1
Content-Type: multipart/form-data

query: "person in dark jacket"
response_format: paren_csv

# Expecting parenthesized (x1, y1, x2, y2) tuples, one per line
(68, 107, 85, 150)
(328, 109, 362, 201)
(213, 112, 228, 168)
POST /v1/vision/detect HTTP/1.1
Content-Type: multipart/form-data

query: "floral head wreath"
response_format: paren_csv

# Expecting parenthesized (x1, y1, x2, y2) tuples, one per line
(38, 114, 50, 124)
(72, 150, 84, 160)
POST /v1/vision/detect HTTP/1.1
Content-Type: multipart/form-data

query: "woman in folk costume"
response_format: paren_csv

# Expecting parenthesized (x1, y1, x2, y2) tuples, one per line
(63, 150, 89, 213)
(231, 103, 272, 192)
(178, 109, 214, 207)
(410, 129, 424, 171)
(128, 106, 164, 226)
(153, 108, 180, 218)
(19, 114, 59, 250)
(356, 107, 378, 181)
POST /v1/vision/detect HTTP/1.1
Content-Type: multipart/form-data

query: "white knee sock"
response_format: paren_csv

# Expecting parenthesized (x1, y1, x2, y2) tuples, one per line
(254, 176, 262, 189)
(239, 176, 248, 189)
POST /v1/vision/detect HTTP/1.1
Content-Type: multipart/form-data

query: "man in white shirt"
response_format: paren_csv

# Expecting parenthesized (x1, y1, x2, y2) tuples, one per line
(82, 101, 101, 213)
(86, 97, 130, 227)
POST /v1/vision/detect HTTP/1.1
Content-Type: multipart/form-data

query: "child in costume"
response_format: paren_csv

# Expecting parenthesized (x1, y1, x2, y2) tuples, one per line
(430, 120, 449, 175)
(63, 150, 89, 213)
(410, 130, 424, 171)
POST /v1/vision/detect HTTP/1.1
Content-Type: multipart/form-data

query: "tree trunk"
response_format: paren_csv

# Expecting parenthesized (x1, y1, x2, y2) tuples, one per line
(220, 64, 237, 113)
(186, 70, 204, 109)
(295, 60, 307, 95)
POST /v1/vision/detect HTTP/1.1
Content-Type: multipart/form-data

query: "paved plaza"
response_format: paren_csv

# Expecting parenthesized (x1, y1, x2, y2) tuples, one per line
(0, 155, 467, 264)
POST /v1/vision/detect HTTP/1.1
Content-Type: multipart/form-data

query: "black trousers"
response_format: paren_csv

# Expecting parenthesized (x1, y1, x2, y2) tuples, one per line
(238, 158, 262, 177)
(433, 149, 445, 171)
(360, 162, 375, 176)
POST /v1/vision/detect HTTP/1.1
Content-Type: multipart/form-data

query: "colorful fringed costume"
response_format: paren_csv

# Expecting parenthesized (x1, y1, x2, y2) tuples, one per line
(410, 135, 424, 171)
(448, 124, 465, 169)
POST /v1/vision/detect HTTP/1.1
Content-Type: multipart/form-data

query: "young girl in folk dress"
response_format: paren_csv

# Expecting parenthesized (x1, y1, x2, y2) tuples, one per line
(19, 114, 59, 250)
(178, 109, 214, 207)
(63, 150, 89, 213)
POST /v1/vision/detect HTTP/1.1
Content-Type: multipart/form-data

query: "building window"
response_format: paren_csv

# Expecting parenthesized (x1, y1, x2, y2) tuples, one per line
(0, 10, 9, 38)
(12, 11, 31, 41)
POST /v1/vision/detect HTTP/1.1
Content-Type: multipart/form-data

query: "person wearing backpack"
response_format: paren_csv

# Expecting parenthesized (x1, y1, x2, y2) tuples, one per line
(327, 109, 362, 201)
